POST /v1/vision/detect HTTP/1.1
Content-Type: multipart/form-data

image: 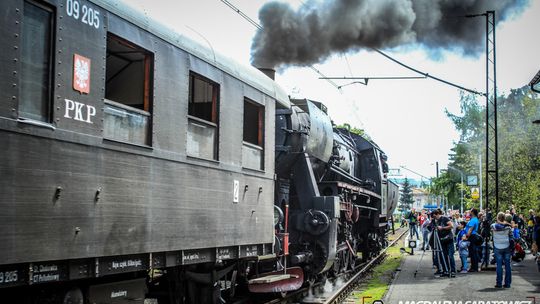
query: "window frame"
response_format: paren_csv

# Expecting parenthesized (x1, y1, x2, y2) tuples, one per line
(103, 32, 154, 146)
(242, 98, 264, 148)
(19, 0, 55, 123)
(105, 33, 153, 113)
(188, 72, 219, 124)
(242, 98, 265, 171)
(187, 72, 220, 161)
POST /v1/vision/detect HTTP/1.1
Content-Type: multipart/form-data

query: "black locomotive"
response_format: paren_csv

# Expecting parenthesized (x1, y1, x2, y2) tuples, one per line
(0, 0, 397, 303)
(249, 97, 398, 293)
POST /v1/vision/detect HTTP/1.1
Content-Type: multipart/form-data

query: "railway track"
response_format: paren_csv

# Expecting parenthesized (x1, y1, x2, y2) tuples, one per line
(261, 228, 408, 304)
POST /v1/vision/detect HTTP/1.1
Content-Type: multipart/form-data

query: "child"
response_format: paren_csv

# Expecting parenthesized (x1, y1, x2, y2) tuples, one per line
(512, 221, 520, 240)
(456, 221, 469, 273)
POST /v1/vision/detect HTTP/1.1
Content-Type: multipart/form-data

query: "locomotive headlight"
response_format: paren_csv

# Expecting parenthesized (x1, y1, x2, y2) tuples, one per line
(274, 206, 284, 226)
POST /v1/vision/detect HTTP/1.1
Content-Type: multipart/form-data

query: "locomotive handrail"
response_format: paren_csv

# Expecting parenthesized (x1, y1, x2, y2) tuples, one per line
(318, 181, 381, 199)
(329, 164, 367, 186)
(279, 127, 307, 135)
(356, 205, 379, 211)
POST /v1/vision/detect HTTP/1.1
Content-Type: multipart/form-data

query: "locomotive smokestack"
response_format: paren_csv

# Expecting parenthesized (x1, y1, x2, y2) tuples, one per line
(257, 67, 276, 80)
(251, 0, 528, 68)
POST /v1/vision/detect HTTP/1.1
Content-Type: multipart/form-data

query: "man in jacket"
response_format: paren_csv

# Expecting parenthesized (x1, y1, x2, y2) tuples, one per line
(433, 209, 456, 277)
(491, 212, 513, 288)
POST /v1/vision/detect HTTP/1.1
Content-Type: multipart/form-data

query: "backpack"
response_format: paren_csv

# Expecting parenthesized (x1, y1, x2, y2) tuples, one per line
(470, 233, 483, 246)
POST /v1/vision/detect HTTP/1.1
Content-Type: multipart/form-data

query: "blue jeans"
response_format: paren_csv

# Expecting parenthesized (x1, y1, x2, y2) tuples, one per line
(409, 224, 419, 239)
(460, 253, 468, 271)
(441, 241, 456, 273)
(494, 247, 512, 287)
(422, 230, 430, 249)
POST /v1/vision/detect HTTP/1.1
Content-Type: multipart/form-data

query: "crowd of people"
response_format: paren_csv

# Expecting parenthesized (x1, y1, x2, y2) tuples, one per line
(401, 206, 540, 288)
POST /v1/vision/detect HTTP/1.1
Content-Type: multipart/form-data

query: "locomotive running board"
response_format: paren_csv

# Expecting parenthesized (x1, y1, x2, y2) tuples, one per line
(248, 267, 304, 293)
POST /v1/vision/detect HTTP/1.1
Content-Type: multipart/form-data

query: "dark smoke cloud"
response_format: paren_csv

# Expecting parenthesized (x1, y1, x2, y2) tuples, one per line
(251, 0, 529, 68)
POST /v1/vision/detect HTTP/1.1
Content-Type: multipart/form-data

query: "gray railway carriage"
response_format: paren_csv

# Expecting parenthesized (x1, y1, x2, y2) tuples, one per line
(0, 0, 290, 302)
(0, 0, 399, 303)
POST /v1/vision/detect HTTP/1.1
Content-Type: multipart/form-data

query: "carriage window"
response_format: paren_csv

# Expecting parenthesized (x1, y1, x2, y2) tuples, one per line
(187, 73, 219, 160)
(20, 0, 54, 122)
(242, 99, 264, 170)
(104, 33, 153, 146)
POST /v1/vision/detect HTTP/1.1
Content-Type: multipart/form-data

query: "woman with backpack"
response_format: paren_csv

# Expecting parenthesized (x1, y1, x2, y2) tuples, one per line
(491, 212, 514, 288)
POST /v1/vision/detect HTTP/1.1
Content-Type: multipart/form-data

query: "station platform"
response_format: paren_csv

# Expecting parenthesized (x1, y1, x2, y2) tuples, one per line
(384, 237, 540, 303)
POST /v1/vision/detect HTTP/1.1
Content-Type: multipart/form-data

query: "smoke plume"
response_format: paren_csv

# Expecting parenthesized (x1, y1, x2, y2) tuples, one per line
(251, 0, 528, 68)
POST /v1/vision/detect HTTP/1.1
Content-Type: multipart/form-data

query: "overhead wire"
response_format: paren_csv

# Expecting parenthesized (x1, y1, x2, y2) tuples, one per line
(220, 0, 484, 96)
(372, 48, 486, 96)
(290, 0, 484, 95)
(220, 0, 261, 30)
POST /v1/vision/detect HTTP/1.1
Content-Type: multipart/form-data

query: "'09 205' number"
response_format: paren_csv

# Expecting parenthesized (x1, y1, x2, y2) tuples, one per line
(0, 271, 18, 284)
(66, 0, 100, 29)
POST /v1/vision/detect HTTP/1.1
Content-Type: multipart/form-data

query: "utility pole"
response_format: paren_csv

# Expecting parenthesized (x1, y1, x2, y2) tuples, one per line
(465, 11, 499, 213)
(479, 151, 483, 211)
(485, 11, 499, 213)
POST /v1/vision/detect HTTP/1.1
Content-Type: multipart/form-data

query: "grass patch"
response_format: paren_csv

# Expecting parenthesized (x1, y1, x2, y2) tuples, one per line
(351, 245, 403, 304)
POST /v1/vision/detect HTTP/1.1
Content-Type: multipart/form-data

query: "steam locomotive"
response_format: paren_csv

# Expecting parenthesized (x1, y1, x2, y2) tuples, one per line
(267, 98, 398, 284)
(0, 0, 398, 303)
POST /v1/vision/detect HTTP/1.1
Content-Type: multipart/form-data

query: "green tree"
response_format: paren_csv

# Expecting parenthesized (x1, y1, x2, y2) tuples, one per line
(398, 178, 414, 212)
(446, 87, 540, 213)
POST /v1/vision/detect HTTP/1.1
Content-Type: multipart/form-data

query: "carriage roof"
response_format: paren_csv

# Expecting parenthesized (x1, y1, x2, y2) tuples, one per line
(91, 0, 290, 108)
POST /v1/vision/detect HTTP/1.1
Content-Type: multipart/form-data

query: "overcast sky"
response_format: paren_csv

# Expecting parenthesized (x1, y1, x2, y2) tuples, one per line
(125, 0, 540, 180)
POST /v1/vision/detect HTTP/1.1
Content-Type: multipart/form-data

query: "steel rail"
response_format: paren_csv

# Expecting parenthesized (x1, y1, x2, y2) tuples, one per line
(322, 228, 408, 304)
